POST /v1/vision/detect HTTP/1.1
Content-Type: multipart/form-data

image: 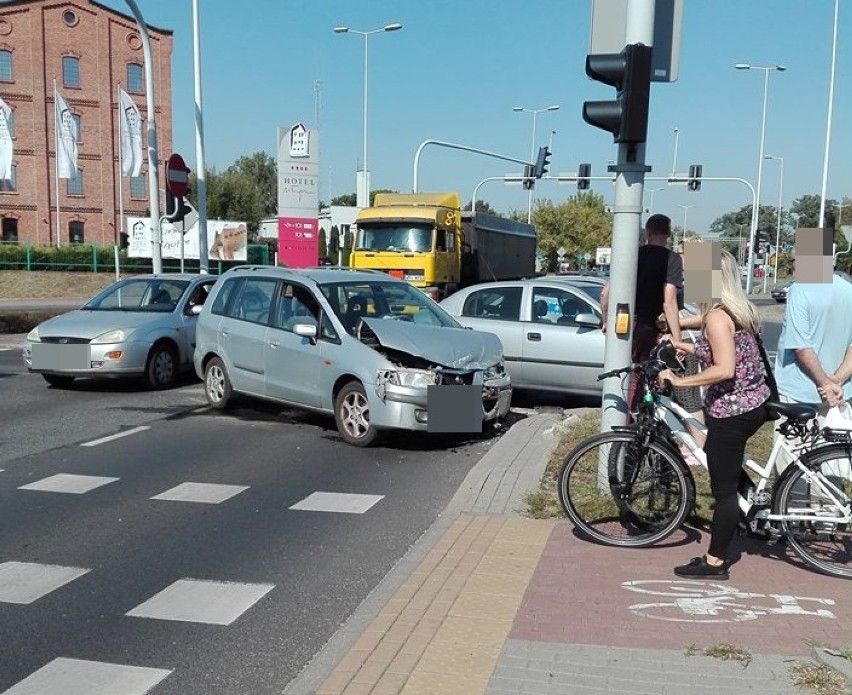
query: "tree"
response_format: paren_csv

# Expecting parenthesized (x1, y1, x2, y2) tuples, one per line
(330, 189, 398, 208)
(318, 228, 328, 259)
(708, 204, 782, 258)
(463, 199, 497, 213)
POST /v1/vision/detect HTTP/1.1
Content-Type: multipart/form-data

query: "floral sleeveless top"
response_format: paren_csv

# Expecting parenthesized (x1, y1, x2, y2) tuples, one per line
(693, 317, 770, 419)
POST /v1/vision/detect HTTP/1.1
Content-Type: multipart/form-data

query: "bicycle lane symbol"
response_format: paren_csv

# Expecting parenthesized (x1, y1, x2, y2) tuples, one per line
(622, 580, 836, 623)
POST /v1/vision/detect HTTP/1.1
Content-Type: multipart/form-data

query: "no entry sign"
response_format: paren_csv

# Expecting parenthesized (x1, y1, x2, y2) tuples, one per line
(165, 153, 189, 198)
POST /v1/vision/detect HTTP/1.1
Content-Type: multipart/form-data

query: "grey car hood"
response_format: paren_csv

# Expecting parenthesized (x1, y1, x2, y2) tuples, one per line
(35, 310, 175, 340)
(361, 318, 502, 370)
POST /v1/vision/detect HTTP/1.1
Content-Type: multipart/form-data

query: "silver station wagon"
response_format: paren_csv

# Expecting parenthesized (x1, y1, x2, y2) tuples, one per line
(193, 266, 512, 446)
(23, 274, 218, 389)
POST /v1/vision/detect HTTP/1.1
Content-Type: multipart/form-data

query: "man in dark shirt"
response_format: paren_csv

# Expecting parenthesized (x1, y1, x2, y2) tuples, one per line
(600, 213, 683, 362)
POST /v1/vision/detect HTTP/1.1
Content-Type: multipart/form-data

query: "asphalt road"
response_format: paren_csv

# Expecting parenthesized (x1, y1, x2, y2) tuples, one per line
(0, 355, 500, 694)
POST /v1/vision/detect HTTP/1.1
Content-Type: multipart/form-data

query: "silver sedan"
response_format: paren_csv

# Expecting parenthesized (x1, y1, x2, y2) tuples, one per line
(23, 274, 218, 389)
(441, 278, 605, 396)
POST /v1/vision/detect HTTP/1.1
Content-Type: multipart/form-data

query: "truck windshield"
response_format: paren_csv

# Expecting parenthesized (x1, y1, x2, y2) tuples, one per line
(357, 225, 432, 253)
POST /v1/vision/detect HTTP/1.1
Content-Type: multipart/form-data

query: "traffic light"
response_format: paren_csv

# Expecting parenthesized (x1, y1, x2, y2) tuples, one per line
(688, 164, 703, 191)
(165, 185, 193, 223)
(582, 43, 652, 144)
(577, 162, 591, 190)
(533, 146, 551, 178)
(522, 164, 535, 191)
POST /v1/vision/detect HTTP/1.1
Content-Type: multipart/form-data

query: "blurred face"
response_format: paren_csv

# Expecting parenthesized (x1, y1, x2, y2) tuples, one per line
(794, 228, 833, 283)
(683, 240, 722, 303)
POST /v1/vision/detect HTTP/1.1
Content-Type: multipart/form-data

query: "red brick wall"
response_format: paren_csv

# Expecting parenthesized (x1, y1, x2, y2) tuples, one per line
(0, 0, 172, 247)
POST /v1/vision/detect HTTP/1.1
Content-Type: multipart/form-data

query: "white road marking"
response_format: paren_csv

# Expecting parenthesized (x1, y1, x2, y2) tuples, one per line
(0, 562, 89, 605)
(151, 482, 249, 504)
(18, 473, 119, 494)
(80, 426, 150, 447)
(2, 657, 171, 695)
(289, 491, 384, 514)
(127, 579, 274, 625)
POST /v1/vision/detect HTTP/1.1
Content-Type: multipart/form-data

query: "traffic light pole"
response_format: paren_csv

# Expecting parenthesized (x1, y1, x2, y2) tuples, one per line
(599, 0, 656, 436)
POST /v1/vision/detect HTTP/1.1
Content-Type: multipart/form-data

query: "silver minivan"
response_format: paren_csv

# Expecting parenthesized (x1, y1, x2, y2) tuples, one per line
(193, 266, 512, 446)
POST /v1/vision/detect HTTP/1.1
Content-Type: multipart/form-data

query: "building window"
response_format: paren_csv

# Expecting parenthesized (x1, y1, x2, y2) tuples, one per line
(2, 217, 18, 242)
(127, 63, 143, 93)
(69, 221, 84, 244)
(63, 10, 78, 26)
(71, 113, 81, 142)
(67, 169, 83, 196)
(0, 164, 15, 192)
(62, 56, 80, 88)
(0, 50, 11, 81)
(130, 174, 146, 199)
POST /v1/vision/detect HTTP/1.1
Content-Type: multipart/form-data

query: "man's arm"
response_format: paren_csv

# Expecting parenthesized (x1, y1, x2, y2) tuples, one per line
(599, 282, 609, 333)
(831, 345, 852, 385)
(662, 283, 681, 339)
(795, 347, 843, 405)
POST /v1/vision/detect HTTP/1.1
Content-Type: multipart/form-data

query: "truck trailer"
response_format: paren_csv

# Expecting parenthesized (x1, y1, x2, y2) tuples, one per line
(351, 192, 536, 299)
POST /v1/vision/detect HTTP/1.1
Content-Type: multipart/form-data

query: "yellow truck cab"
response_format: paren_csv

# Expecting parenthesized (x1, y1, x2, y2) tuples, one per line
(351, 192, 535, 299)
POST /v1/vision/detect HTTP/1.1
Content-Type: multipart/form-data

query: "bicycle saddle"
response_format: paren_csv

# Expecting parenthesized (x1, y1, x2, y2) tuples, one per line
(765, 401, 817, 422)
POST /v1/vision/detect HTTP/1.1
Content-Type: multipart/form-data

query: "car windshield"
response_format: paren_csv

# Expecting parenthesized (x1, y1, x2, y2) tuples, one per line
(356, 224, 432, 253)
(320, 280, 460, 334)
(83, 278, 189, 312)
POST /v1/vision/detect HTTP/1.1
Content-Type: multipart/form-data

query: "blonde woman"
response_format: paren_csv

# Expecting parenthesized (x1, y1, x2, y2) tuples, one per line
(659, 248, 770, 579)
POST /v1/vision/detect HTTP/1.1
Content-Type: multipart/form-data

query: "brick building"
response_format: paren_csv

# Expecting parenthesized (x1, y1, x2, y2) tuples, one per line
(0, 0, 172, 246)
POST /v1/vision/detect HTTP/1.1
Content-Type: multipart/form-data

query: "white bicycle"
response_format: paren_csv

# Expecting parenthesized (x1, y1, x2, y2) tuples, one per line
(557, 345, 852, 579)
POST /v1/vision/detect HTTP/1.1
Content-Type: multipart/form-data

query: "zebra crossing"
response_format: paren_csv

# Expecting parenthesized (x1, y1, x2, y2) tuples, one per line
(0, 433, 387, 694)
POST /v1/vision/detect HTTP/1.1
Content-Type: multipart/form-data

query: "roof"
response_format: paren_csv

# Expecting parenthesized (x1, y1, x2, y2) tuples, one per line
(0, 0, 173, 35)
(222, 265, 402, 286)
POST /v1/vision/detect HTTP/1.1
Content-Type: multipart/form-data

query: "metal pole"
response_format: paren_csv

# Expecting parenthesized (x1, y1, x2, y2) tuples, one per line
(775, 157, 783, 281)
(670, 126, 679, 176)
(361, 31, 368, 208)
(752, 68, 769, 294)
(123, 0, 161, 274)
(527, 111, 536, 224)
(116, 83, 125, 247)
(412, 139, 532, 193)
(192, 0, 209, 274)
(818, 0, 839, 228)
(53, 80, 61, 248)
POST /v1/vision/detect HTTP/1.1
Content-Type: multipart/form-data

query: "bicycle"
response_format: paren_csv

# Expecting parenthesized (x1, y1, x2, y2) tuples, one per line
(557, 343, 852, 579)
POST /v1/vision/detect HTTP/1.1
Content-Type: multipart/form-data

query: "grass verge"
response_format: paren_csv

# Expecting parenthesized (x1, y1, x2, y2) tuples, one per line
(522, 410, 777, 526)
(788, 661, 851, 695)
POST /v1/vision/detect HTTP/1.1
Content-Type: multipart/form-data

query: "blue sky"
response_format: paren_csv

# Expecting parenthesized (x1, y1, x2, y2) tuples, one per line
(110, 0, 848, 235)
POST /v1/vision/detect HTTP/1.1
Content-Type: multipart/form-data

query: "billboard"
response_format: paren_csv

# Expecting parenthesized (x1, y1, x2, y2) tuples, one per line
(127, 217, 248, 261)
(277, 122, 319, 267)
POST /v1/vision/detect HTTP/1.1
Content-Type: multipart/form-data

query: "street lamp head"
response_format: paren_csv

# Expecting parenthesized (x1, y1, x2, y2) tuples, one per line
(546, 105, 560, 111)
(512, 106, 524, 112)
(735, 63, 750, 70)
(383, 23, 402, 31)
(332, 26, 348, 33)
(775, 65, 787, 72)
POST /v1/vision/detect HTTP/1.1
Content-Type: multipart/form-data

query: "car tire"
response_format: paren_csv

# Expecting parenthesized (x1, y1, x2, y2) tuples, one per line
(334, 381, 379, 447)
(42, 374, 75, 388)
(204, 356, 233, 409)
(145, 343, 178, 390)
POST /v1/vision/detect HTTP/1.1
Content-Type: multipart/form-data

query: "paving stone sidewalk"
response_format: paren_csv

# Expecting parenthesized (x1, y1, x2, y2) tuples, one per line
(284, 413, 852, 695)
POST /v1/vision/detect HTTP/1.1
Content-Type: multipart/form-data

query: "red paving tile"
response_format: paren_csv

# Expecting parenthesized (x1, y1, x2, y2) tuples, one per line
(511, 521, 851, 656)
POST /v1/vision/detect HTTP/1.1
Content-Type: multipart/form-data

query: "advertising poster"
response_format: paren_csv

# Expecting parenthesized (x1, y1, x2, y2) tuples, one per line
(127, 217, 248, 261)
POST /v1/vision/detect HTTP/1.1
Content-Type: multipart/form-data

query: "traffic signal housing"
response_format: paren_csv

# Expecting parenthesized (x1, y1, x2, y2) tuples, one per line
(533, 146, 551, 178)
(522, 164, 535, 191)
(577, 162, 591, 190)
(582, 43, 652, 144)
(165, 185, 193, 223)
(688, 164, 703, 191)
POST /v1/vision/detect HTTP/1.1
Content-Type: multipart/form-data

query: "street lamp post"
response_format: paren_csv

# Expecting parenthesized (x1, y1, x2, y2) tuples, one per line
(819, 0, 839, 228)
(735, 63, 786, 294)
(646, 186, 664, 217)
(679, 204, 696, 244)
(513, 104, 559, 224)
(333, 23, 402, 209)
(764, 154, 784, 283)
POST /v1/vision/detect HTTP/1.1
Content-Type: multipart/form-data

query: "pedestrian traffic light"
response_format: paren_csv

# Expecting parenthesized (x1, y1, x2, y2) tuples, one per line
(688, 164, 703, 191)
(582, 43, 652, 144)
(533, 146, 551, 178)
(577, 162, 591, 190)
(522, 164, 535, 191)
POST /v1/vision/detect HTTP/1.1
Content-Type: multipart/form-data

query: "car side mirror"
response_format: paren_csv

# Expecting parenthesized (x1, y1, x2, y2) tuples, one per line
(188, 304, 203, 316)
(293, 322, 318, 343)
(574, 312, 600, 328)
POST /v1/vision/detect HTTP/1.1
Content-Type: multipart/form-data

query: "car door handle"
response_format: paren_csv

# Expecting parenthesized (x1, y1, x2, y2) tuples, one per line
(527, 332, 541, 341)
(220, 330, 229, 337)
(269, 340, 280, 348)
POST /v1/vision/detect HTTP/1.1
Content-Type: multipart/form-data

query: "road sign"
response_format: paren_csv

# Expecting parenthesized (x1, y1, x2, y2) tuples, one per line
(165, 153, 189, 198)
(557, 246, 567, 258)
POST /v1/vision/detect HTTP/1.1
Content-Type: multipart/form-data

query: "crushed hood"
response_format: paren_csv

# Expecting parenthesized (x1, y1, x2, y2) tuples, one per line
(360, 318, 502, 370)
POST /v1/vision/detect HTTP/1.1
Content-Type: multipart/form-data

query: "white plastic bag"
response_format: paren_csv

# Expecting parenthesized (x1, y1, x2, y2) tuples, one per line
(824, 402, 852, 431)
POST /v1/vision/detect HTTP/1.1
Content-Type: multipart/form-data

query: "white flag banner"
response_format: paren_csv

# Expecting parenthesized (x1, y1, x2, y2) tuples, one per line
(118, 88, 143, 177)
(0, 96, 12, 181)
(54, 88, 78, 179)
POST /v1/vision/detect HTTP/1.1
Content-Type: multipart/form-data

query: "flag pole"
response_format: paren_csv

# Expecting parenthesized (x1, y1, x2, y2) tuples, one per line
(117, 83, 125, 247)
(53, 79, 61, 248)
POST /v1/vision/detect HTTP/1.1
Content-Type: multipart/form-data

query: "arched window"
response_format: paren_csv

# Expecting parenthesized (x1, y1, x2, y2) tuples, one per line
(0, 50, 11, 81)
(69, 220, 84, 244)
(62, 55, 80, 87)
(127, 63, 143, 93)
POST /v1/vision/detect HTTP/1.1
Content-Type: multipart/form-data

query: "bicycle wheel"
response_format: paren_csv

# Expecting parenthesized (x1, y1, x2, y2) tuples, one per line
(558, 431, 694, 547)
(774, 445, 852, 579)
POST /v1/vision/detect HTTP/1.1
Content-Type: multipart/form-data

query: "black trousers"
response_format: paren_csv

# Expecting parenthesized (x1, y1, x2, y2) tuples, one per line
(704, 405, 767, 560)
